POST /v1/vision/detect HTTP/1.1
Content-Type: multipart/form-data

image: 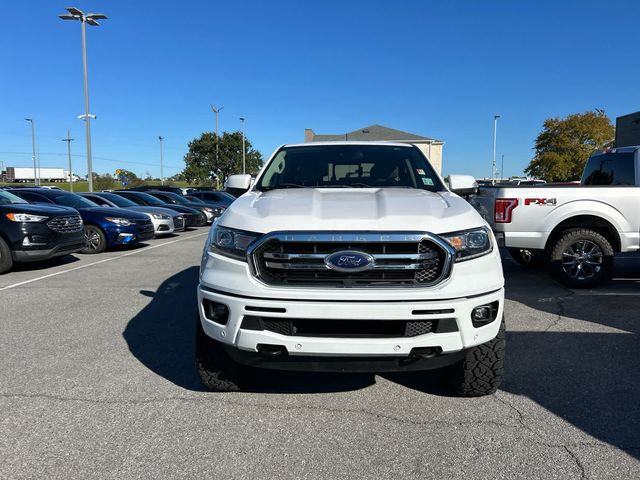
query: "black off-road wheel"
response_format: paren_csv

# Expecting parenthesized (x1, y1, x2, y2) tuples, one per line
(0, 237, 13, 274)
(547, 228, 613, 288)
(448, 318, 506, 397)
(508, 248, 543, 268)
(196, 315, 254, 392)
(81, 225, 106, 254)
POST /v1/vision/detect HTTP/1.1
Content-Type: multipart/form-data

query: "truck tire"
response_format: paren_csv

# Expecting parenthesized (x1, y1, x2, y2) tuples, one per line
(547, 228, 613, 288)
(0, 237, 13, 274)
(196, 315, 254, 392)
(508, 248, 543, 268)
(81, 225, 106, 254)
(448, 318, 505, 397)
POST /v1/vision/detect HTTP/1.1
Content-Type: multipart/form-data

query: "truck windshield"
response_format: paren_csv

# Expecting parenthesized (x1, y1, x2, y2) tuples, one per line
(0, 190, 28, 205)
(256, 144, 444, 192)
(582, 152, 636, 186)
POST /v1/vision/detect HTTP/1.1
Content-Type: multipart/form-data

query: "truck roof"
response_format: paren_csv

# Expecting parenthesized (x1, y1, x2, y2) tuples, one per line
(282, 141, 416, 148)
(595, 146, 639, 154)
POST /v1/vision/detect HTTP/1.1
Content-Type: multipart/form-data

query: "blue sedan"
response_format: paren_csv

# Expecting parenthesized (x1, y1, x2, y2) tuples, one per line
(9, 188, 155, 254)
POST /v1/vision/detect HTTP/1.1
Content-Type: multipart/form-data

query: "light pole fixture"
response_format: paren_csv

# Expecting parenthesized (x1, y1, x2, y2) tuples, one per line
(211, 105, 224, 172)
(62, 130, 75, 192)
(24, 118, 39, 186)
(239, 117, 246, 175)
(59, 7, 108, 192)
(158, 135, 165, 185)
(492, 115, 501, 185)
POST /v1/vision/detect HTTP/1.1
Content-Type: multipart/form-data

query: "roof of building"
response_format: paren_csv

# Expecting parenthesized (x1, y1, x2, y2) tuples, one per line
(309, 124, 443, 143)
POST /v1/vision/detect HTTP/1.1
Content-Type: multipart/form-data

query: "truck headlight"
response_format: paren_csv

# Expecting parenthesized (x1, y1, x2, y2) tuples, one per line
(5, 213, 48, 222)
(105, 217, 135, 226)
(208, 225, 259, 260)
(441, 226, 492, 262)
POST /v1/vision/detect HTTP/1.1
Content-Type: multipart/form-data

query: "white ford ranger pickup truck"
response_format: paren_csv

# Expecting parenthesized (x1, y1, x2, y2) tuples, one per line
(197, 142, 505, 396)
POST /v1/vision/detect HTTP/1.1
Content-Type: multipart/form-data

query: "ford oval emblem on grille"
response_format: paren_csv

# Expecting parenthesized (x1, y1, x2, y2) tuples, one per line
(325, 250, 375, 273)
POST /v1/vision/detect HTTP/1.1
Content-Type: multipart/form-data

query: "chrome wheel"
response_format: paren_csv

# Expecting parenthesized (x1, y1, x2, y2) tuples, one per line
(561, 240, 603, 281)
(85, 229, 102, 251)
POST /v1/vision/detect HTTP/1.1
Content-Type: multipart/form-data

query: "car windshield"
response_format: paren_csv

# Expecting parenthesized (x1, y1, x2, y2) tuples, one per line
(0, 190, 28, 205)
(185, 196, 205, 204)
(53, 193, 99, 208)
(256, 144, 444, 192)
(98, 193, 138, 207)
(157, 191, 190, 205)
(128, 191, 166, 206)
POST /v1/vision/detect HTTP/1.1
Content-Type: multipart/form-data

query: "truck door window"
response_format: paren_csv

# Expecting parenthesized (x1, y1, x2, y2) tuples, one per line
(582, 153, 636, 186)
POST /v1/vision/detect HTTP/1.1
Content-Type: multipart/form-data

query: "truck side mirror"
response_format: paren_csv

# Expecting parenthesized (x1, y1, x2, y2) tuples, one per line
(225, 174, 253, 196)
(446, 174, 478, 196)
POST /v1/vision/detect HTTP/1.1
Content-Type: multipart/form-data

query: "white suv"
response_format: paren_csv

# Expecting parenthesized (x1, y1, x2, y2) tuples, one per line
(197, 142, 505, 396)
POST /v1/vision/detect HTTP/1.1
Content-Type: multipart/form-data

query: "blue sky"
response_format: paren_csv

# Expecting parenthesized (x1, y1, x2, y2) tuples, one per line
(0, 0, 638, 179)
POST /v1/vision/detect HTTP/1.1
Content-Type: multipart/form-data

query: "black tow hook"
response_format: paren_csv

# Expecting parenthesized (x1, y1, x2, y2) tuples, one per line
(409, 347, 442, 359)
(256, 344, 288, 356)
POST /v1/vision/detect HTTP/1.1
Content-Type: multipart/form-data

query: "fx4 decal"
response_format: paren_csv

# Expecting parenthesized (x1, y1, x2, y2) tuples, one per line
(524, 198, 557, 206)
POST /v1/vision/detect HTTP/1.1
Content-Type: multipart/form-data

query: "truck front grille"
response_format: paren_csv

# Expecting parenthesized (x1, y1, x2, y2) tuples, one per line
(240, 315, 458, 338)
(249, 232, 453, 288)
(47, 215, 83, 233)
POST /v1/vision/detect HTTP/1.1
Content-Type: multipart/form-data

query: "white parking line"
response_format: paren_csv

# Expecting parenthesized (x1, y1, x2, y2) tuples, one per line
(0, 231, 209, 292)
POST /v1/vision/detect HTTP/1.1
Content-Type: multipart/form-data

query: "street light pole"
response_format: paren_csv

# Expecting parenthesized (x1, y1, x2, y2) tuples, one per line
(211, 105, 224, 169)
(492, 114, 501, 185)
(62, 130, 75, 191)
(501, 154, 505, 182)
(25, 118, 38, 186)
(158, 135, 165, 185)
(59, 7, 107, 192)
(239, 117, 246, 174)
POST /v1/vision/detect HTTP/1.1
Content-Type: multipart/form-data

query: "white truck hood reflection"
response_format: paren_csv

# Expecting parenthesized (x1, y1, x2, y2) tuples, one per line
(219, 188, 486, 234)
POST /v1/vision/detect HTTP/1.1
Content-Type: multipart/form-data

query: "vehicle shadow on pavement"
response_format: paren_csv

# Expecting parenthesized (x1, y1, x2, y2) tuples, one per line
(10, 254, 80, 272)
(500, 255, 640, 460)
(123, 266, 206, 391)
(123, 266, 375, 394)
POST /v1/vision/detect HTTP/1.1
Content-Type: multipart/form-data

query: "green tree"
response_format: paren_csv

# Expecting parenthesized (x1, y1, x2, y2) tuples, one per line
(92, 173, 116, 191)
(525, 110, 615, 182)
(182, 131, 263, 185)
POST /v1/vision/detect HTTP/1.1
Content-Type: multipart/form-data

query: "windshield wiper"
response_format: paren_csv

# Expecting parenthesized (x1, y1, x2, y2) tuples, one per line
(257, 183, 305, 191)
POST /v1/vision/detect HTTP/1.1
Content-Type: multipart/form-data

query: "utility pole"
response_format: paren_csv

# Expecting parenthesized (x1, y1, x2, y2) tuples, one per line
(158, 135, 165, 185)
(62, 130, 75, 191)
(492, 114, 501, 185)
(25, 118, 39, 186)
(211, 105, 224, 173)
(239, 117, 246, 174)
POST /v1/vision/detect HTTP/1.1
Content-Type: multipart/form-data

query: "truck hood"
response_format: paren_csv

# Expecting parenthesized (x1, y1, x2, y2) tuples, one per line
(221, 188, 486, 234)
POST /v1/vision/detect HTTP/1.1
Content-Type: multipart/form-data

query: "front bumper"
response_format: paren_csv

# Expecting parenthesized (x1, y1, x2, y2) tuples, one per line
(198, 285, 504, 368)
(150, 217, 175, 236)
(13, 238, 85, 262)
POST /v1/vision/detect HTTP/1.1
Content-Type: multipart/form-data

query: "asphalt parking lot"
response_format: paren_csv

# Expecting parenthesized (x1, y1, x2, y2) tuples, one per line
(1, 229, 639, 479)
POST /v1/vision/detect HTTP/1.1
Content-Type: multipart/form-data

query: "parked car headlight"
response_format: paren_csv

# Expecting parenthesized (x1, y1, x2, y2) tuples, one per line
(105, 217, 135, 226)
(151, 213, 171, 220)
(5, 213, 48, 222)
(208, 225, 259, 260)
(441, 226, 492, 262)
(212, 207, 225, 216)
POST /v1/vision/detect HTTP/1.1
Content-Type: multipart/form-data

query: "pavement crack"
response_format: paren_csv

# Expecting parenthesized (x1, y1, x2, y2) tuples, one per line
(540, 290, 576, 332)
(0, 391, 517, 430)
(563, 445, 587, 480)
